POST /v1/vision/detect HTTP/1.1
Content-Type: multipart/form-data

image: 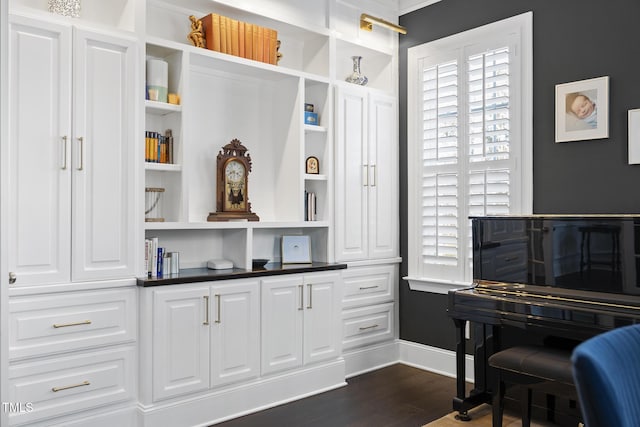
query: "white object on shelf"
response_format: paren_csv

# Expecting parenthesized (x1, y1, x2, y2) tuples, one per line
(48, 0, 80, 17)
(207, 259, 234, 270)
(147, 59, 168, 102)
(145, 187, 165, 222)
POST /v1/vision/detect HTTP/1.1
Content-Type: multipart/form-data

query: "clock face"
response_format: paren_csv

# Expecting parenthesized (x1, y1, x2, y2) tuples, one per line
(225, 160, 244, 182)
(224, 160, 247, 212)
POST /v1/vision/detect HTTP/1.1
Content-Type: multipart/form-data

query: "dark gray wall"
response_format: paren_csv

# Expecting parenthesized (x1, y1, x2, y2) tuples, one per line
(398, 0, 640, 349)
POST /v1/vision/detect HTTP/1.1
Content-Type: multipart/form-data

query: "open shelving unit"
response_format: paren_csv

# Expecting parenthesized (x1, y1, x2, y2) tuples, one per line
(142, 0, 395, 272)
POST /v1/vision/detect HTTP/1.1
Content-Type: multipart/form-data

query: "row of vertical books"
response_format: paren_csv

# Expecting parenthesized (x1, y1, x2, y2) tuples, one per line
(145, 129, 174, 164)
(145, 237, 162, 278)
(305, 191, 317, 221)
(201, 13, 278, 65)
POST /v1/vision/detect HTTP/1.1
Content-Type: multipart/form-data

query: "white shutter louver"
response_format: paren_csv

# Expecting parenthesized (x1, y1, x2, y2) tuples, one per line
(468, 47, 510, 163)
(419, 47, 513, 271)
(421, 60, 460, 266)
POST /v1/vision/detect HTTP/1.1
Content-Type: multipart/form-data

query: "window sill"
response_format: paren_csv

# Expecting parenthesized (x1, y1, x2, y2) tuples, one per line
(403, 276, 472, 295)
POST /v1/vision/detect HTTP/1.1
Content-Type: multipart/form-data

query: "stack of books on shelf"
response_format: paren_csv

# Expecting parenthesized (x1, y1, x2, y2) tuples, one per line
(201, 13, 278, 65)
(145, 129, 174, 164)
(305, 191, 317, 221)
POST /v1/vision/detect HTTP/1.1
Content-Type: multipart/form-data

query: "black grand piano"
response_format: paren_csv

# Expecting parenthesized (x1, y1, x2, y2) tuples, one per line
(448, 215, 640, 419)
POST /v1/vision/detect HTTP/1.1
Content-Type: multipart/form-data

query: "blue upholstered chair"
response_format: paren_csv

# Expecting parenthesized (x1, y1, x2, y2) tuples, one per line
(571, 324, 640, 427)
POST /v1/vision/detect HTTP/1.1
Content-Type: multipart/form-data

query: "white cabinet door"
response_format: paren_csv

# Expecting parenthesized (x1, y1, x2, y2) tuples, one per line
(335, 86, 398, 262)
(303, 272, 342, 365)
(71, 28, 137, 281)
(261, 272, 341, 375)
(8, 17, 72, 286)
(367, 93, 398, 260)
(153, 286, 210, 401)
(261, 276, 304, 375)
(335, 85, 368, 261)
(7, 16, 137, 286)
(210, 280, 260, 387)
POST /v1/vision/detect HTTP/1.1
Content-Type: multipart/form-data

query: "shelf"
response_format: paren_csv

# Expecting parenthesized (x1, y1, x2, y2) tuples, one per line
(304, 124, 327, 133)
(305, 174, 327, 181)
(147, 0, 331, 77)
(145, 221, 330, 231)
(148, 0, 331, 40)
(145, 163, 182, 172)
(137, 262, 347, 287)
(335, 38, 395, 93)
(145, 100, 182, 115)
(189, 47, 303, 82)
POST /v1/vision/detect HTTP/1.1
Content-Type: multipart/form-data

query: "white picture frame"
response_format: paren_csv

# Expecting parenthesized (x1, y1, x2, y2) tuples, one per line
(555, 76, 609, 143)
(281, 235, 312, 264)
(629, 109, 640, 164)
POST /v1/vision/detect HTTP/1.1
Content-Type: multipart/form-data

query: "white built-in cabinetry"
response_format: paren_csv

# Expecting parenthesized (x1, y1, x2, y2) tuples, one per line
(143, 0, 337, 269)
(6, 7, 139, 427)
(334, 85, 400, 374)
(335, 85, 398, 262)
(3, 0, 401, 425)
(138, 270, 343, 426)
(341, 265, 396, 350)
(143, 0, 398, 270)
(261, 272, 342, 374)
(146, 278, 259, 401)
(8, 287, 137, 426)
(8, 15, 138, 286)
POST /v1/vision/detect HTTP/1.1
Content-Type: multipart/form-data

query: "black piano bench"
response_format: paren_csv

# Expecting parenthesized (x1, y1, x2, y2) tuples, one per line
(488, 345, 576, 427)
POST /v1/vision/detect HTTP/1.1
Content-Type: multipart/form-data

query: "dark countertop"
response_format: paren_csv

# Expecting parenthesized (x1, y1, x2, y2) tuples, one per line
(137, 262, 348, 287)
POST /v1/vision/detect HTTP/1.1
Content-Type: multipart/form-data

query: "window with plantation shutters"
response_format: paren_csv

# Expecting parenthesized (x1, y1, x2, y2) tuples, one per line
(406, 13, 532, 293)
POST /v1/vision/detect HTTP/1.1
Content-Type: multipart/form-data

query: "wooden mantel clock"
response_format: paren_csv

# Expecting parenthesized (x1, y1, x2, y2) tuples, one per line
(207, 139, 260, 222)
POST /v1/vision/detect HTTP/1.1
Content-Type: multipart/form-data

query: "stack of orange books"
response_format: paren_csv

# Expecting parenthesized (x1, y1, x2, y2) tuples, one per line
(201, 13, 278, 65)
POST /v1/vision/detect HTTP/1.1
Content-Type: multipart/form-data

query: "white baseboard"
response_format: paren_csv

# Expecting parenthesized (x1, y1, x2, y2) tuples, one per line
(398, 340, 474, 383)
(137, 359, 347, 427)
(344, 339, 474, 383)
(23, 403, 137, 427)
(343, 341, 399, 378)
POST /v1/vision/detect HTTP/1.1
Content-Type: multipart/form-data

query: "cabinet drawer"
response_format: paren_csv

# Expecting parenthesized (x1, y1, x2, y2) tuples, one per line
(342, 303, 394, 350)
(9, 288, 136, 360)
(9, 346, 134, 425)
(342, 265, 395, 309)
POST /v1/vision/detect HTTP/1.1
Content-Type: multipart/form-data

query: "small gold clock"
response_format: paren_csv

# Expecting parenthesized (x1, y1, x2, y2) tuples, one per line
(207, 139, 259, 221)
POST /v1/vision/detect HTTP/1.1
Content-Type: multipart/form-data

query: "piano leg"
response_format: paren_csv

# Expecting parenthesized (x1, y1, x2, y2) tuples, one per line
(454, 319, 466, 400)
(452, 318, 494, 420)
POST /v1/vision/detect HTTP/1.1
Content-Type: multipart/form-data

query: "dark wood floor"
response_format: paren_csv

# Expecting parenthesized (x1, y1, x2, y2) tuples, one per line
(214, 364, 457, 427)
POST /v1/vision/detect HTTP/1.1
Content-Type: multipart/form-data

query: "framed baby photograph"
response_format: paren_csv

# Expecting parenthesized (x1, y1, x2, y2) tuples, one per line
(555, 76, 609, 143)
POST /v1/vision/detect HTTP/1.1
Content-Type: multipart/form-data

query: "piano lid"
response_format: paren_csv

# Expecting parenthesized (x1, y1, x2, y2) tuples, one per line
(472, 215, 640, 296)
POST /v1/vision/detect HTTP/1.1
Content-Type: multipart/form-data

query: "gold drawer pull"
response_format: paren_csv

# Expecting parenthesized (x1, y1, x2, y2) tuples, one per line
(359, 285, 380, 290)
(52, 380, 90, 392)
(215, 294, 221, 324)
(298, 285, 304, 310)
(359, 324, 379, 331)
(53, 320, 91, 328)
(307, 284, 313, 309)
(203, 296, 210, 325)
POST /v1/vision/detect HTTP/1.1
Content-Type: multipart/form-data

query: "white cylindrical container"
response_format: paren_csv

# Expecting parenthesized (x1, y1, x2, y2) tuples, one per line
(146, 59, 168, 103)
(169, 252, 180, 274)
(163, 252, 172, 276)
